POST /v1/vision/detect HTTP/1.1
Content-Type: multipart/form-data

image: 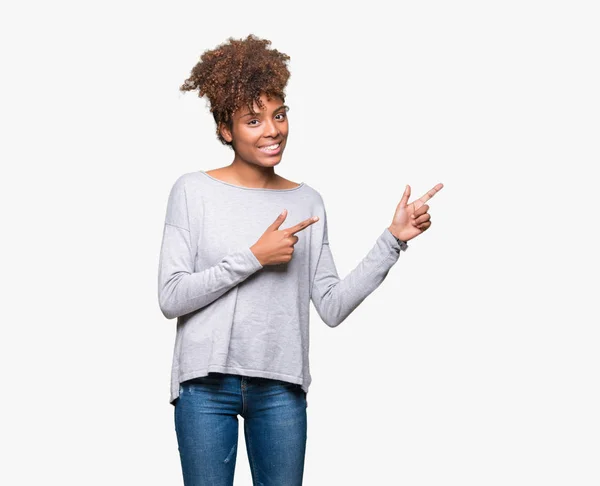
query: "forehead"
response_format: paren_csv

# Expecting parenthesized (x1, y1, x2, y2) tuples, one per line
(237, 94, 284, 116)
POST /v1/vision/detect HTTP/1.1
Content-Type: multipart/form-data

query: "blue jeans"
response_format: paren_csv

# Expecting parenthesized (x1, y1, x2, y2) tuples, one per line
(174, 372, 308, 485)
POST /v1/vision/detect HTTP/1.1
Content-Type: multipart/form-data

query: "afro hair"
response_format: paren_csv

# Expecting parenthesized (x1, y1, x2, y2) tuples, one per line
(180, 34, 291, 147)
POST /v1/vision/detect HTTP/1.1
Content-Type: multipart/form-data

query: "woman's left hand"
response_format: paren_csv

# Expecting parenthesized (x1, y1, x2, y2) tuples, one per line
(388, 183, 444, 242)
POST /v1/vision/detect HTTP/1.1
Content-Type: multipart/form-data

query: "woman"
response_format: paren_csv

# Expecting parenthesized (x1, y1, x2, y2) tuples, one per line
(158, 34, 443, 486)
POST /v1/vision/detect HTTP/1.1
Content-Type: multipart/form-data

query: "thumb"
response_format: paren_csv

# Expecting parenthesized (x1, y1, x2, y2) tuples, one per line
(399, 184, 411, 208)
(268, 209, 288, 231)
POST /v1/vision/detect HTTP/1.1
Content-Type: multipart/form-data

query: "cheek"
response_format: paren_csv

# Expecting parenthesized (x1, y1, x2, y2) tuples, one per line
(235, 128, 259, 146)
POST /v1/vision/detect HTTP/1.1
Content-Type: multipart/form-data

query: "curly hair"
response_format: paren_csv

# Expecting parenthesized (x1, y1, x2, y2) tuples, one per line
(180, 34, 291, 147)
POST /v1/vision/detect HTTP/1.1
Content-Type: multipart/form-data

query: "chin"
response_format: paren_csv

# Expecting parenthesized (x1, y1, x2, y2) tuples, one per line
(261, 153, 284, 164)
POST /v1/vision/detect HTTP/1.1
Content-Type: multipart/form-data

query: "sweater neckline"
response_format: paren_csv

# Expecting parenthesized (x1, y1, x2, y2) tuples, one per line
(199, 170, 306, 192)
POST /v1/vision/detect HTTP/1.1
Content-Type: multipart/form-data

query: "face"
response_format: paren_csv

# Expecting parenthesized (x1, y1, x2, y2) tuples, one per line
(220, 93, 289, 168)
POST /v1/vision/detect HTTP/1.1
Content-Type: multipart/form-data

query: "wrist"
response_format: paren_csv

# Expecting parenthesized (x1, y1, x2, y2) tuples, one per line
(250, 246, 265, 266)
(387, 226, 409, 251)
(387, 226, 402, 240)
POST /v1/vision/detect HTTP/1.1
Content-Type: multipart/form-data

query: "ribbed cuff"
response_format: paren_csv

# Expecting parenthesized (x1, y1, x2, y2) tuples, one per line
(241, 246, 264, 271)
(384, 227, 409, 253)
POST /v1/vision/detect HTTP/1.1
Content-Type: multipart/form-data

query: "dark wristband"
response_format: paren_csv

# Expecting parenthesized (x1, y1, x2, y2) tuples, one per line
(392, 233, 408, 252)
(388, 228, 408, 253)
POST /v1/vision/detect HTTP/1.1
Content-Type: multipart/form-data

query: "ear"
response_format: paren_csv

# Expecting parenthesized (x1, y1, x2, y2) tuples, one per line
(219, 122, 233, 143)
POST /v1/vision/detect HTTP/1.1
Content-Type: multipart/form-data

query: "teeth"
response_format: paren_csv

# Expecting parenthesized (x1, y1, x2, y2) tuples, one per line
(260, 143, 279, 150)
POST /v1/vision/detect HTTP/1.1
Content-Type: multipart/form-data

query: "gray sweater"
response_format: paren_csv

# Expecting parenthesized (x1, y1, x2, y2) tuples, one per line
(158, 170, 407, 404)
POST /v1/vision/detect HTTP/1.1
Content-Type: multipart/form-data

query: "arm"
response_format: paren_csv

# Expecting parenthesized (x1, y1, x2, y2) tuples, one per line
(157, 176, 263, 319)
(310, 210, 407, 328)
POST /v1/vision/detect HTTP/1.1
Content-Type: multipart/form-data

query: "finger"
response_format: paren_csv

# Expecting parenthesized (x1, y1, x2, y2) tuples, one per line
(285, 216, 320, 235)
(413, 213, 431, 225)
(399, 184, 411, 208)
(268, 209, 288, 231)
(411, 204, 430, 219)
(417, 183, 444, 204)
(417, 221, 432, 231)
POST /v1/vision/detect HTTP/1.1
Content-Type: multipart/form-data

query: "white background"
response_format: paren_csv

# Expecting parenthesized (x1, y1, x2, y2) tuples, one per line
(1, 0, 599, 484)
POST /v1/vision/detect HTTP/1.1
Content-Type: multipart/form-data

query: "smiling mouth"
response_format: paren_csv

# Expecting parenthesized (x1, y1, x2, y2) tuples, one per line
(258, 143, 281, 154)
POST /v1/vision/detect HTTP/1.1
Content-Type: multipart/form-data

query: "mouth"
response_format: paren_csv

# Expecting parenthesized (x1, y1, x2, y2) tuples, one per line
(257, 142, 282, 155)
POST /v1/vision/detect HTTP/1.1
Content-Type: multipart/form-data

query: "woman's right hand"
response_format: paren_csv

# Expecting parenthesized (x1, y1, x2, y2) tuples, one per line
(250, 209, 320, 266)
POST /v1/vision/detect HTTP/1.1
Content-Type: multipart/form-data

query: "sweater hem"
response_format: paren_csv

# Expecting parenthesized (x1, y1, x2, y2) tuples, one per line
(170, 365, 306, 405)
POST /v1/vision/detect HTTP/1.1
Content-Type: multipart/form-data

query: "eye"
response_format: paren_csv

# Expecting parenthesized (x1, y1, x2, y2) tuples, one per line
(276, 113, 287, 120)
(247, 119, 259, 126)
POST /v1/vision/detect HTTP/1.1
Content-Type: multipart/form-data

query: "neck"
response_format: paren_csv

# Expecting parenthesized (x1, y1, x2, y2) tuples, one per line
(228, 161, 278, 188)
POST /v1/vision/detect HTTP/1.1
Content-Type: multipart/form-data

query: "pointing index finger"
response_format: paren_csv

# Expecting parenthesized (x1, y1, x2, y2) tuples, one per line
(418, 183, 444, 204)
(286, 216, 319, 235)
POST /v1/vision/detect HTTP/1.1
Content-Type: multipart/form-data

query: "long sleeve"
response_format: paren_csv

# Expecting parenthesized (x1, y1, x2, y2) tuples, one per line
(157, 176, 264, 320)
(310, 209, 407, 328)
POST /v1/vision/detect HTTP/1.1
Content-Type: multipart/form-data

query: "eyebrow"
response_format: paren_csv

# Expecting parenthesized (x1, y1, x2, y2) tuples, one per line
(241, 104, 289, 118)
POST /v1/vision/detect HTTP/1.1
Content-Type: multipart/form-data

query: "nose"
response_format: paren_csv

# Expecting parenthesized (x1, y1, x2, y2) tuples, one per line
(263, 118, 279, 138)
